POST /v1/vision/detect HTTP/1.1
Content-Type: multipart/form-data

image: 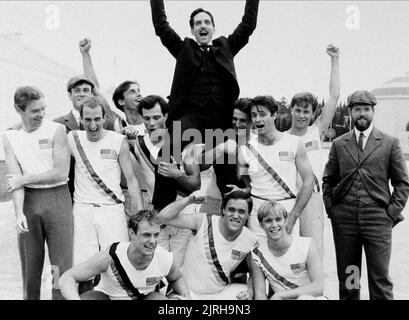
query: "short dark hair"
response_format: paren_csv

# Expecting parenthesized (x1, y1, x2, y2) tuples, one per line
(14, 86, 44, 112)
(257, 200, 288, 224)
(222, 191, 253, 214)
(138, 95, 168, 116)
(79, 96, 106, 118)
(233, 98, 252, 120)
(112, 81, 140, 111)
(290, 92, 318, 113)
(128, 209, 159, 234)
(249, 95, 278, 116)
(189, 8, 215, 28)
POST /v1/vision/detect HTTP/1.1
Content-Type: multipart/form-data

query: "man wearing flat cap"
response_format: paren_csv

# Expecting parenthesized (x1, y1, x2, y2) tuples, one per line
(54, 75, 117, 197)
(322, 90, 409, 300)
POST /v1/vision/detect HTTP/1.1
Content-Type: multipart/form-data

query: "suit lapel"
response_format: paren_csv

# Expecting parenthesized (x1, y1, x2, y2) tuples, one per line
(358, 128, 382, 165)
(343, 131, 359, 164)
(64, 111, 80, 131)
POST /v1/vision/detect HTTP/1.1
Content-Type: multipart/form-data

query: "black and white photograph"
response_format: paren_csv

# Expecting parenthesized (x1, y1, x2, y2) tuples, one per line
(1, 0, 409, 303)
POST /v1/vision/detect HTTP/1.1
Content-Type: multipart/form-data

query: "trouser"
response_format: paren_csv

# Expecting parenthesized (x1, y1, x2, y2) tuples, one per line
(73, 202, 129, 265)
(330, 201, 393, 300)
(19, 185, 73, 300)
(152, 111, 230, 211)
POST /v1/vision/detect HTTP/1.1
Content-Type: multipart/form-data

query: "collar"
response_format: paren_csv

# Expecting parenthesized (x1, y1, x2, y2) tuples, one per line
(71, 109, 80, 121)
(354, 122, 373, 138)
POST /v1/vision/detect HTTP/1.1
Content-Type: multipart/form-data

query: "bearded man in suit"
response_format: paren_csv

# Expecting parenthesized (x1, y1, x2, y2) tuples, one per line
(322, 90, 409, 300)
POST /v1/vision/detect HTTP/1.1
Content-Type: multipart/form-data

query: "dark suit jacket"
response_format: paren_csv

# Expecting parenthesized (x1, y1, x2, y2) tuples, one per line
(151, 0, 259, 121)
(322, 127, 409, 225)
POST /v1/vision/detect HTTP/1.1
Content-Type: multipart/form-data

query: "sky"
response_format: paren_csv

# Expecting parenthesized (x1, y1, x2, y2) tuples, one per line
(1, 1, 409, 103)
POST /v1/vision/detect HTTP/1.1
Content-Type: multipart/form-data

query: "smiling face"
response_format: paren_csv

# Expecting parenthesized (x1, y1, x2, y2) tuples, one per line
(251, 105, 276, 136)
(350, 104, 374, 131)
(221, 199, 250, 233)
(119, 83, 142, 111)
(191, 11, 215, 46)
(18, 98, 46, 131)
(130, 220, 160, 257)
(232, 108, 251, 137)
(141, 103, 167, 135)
(260, 210, 287, 241)
(68, 82, 93, 111)
(291, 103, 314, 130)
(81, 105, 105, 142)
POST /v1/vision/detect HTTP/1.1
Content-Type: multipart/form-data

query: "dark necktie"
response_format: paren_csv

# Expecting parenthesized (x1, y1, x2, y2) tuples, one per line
(358, 132, 364, 152)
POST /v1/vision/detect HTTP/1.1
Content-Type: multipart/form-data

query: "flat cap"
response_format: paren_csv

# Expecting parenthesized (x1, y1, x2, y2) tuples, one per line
(347, 90, 377, 108)
(67, 75, 95, 92)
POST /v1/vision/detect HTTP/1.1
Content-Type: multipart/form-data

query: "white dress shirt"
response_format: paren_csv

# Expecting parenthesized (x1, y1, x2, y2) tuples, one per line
(354, 123, 373, 150)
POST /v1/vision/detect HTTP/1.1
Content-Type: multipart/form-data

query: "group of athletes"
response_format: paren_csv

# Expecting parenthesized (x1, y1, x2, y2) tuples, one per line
(4, 0, 407, 301)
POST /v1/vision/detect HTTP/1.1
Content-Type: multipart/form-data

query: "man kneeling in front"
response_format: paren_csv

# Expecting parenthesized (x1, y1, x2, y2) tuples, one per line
(59, 210, 191, 300)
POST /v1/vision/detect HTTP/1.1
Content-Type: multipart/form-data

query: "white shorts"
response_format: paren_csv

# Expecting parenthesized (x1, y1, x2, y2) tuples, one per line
(73, 202, 129, 265)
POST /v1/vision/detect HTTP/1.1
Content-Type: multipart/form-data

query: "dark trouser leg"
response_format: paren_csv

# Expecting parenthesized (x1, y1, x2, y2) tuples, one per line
(43, 185, 74, 300)
(152, 114, 202, 211)
(360, 206, 393, 300)
(20, 188, 46, 300)
(330, 203, 362, 300)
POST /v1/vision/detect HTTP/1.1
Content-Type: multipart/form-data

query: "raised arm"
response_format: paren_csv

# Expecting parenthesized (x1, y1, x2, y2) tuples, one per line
(227, 0, 260, 56)
(157, 191, 205, 230)
(315, 45, 340, 136)
(150, 0, 184, 58)
(119, 139, 144, 212)
(59, 249, 110, 300)
(3, 134, 28, 233)
(79, 38, 117, 118)
(6, 125, 70, 191)
(287, 140, 314, 233)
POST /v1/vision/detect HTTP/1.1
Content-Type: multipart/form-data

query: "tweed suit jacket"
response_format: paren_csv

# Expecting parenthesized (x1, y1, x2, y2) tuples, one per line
(322, 127, 409, 225)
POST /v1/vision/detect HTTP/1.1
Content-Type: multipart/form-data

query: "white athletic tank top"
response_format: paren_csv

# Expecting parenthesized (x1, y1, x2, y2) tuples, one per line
(96, 242, 173, 300)
(4, 119, 67, 188)
(239, 133, 300, 200)
(68, 130, 125, 204)
(181, 214, 257, 295)
(252, 236, 311, 293)
(300, 125, 324, 182)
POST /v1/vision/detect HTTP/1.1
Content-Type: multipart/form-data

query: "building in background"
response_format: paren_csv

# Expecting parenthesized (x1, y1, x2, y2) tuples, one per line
(0, 32, 79, 160)
(372, 72, 409, 155)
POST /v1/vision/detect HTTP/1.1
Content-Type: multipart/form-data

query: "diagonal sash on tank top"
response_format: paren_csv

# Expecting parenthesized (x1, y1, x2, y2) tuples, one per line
(203, 214, 229, 285)
(134, 135, 156, 173)
(252, 247, 298, 290)
(109, 242, 145, 300)
(313, 175, 321, 193)
(246, 143, 296, 199)
(72, 130, 123, 204)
